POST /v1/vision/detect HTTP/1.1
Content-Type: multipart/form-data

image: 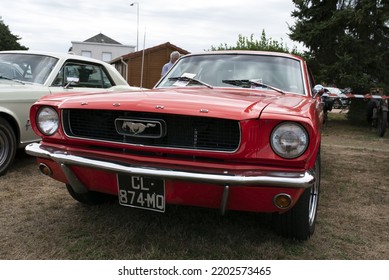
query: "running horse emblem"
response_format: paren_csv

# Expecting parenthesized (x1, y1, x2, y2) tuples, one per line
(122, 121, 156, 135)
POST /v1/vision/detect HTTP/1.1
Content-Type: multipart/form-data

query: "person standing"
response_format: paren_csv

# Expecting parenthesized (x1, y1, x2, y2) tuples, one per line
(161, 51, 180, 76)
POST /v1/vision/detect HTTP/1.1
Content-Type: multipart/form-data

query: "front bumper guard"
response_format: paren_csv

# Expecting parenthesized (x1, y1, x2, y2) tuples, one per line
(26, 143, 315, 214)
(26, 143, 315, 188)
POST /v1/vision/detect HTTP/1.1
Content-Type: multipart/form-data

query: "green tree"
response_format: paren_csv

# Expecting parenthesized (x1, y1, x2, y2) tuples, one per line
(289, 0, 389, 94)
(0, 18, 28, 51)
(211, 29, 304, 56)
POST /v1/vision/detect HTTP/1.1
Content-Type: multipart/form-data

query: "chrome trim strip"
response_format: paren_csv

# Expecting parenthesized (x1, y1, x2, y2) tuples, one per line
(26, 143, 315, 189)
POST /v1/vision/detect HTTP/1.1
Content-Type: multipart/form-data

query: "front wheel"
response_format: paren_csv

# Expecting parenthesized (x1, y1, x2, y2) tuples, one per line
(0, 117, 17, 176)
(273, 152, 320, 240)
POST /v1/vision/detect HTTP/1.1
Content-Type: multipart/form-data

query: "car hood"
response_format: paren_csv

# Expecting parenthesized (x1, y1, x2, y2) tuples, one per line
(0, 81, 43, 89)
(0, 82, 51, 98)
(0, 81, 139, 93)
(40, 87, 311, 121)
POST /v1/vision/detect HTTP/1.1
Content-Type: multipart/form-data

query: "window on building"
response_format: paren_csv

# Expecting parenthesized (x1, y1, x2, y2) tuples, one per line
(81, 51, 92, 58)
(102, 52, 112, 62)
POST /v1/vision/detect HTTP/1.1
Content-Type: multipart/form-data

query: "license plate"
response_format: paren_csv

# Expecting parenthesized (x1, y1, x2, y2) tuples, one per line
(117, 174, 165, 212)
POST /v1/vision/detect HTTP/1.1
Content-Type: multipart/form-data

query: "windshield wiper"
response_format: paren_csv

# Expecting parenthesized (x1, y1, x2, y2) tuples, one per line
(222, 79, 285, 94)
(169, 76, 213, 89)
(0, 75, 25, 84)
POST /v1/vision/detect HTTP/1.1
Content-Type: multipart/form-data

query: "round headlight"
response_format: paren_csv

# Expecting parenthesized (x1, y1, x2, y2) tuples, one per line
(270, 122, 309, 159)
(37, 107, 59, 135)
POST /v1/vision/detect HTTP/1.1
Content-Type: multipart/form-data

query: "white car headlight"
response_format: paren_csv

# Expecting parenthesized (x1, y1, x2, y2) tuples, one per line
(37, 107, 59, 135)
(270, 122, 309, 159)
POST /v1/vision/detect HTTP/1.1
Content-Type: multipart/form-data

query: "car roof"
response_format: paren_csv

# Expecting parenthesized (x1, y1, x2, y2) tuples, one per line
(0, 50, 112, 65)
(181, 50, 304, 60)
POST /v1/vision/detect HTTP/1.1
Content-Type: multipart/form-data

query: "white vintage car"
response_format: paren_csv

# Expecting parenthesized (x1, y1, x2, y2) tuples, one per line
(0, 50, 137, 175)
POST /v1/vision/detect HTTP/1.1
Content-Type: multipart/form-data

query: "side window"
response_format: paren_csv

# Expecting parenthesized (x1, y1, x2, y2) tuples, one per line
(88, 66, 114, 88)
(52, 61, 114, 88)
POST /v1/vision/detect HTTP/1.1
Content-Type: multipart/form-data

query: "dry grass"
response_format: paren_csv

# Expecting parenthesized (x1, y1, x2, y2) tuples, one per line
(0, 112, 388, 260)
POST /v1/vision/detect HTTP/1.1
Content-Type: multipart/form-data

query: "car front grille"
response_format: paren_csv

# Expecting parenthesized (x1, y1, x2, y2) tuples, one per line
(62, 109, 240, 152)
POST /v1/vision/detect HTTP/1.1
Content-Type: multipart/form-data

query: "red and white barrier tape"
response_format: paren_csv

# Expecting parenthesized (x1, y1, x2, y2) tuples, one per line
(327, 93, 389, 99)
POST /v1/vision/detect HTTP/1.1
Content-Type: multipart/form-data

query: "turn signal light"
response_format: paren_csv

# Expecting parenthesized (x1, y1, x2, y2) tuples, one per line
(39, 163, 52, 176)
(273, 193, 292, 209)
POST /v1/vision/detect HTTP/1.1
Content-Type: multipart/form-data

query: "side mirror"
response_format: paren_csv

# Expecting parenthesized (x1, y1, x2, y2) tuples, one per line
(312, 84, 324, 98)
(64, 77, 79, 89)
(66, 77, 79, 83)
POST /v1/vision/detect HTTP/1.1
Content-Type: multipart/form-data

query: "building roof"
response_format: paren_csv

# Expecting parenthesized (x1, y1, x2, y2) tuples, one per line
(84, 33, 122, 45)
(111, 42, 189, 62)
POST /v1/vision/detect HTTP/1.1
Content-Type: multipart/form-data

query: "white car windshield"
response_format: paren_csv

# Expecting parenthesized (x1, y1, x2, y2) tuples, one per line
(0, 53, 58, 84)
(157, 54, 306, 95)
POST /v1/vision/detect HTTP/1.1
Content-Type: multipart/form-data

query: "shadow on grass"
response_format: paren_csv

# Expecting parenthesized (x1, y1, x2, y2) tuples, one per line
(58, 201, 282, 259)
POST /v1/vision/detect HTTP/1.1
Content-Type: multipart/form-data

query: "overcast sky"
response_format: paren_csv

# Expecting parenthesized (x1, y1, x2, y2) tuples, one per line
(1, 0, 304, 53)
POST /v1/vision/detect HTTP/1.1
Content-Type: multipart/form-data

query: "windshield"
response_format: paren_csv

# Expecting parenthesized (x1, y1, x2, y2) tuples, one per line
(0, 53, 58, 84)
(157, 54, 305, 95)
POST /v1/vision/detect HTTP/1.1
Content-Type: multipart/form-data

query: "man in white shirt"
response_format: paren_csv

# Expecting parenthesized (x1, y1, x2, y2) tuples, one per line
(161, 51, 180, 76)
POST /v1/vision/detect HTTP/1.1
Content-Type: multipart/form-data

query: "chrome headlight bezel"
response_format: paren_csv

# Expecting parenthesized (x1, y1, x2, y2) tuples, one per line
(270, 122, 309, 159)
(36, 106, 59, 136)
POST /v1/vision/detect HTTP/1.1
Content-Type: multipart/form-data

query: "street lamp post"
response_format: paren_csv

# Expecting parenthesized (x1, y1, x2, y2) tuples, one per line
(130, 2, 139, 51)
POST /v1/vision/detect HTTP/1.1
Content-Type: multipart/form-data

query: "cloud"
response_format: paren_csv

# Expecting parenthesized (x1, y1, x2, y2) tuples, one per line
(1, 0, 302, 53)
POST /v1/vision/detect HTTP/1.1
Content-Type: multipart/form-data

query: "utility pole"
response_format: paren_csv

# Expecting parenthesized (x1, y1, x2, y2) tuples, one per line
(130, 2, 139, 51)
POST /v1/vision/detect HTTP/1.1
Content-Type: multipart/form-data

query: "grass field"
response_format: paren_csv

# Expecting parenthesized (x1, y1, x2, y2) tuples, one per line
(0, 112, 388, 259)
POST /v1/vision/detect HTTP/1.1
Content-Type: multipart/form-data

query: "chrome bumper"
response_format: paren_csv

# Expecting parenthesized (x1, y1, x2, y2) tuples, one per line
(26, 143, 315, 189)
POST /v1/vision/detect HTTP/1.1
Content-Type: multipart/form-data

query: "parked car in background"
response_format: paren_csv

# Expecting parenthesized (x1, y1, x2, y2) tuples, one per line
(0, 50, 139, 175)
(26, 51, 324, 240)
(325, 86, 350, 109)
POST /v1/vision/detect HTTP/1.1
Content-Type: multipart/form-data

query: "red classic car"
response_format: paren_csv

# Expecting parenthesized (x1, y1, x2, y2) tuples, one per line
(26, 51, 323, 240)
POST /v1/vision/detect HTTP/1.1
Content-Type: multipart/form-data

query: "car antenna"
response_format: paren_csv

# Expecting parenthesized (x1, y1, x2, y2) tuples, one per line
(140, 27, 146, 90)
